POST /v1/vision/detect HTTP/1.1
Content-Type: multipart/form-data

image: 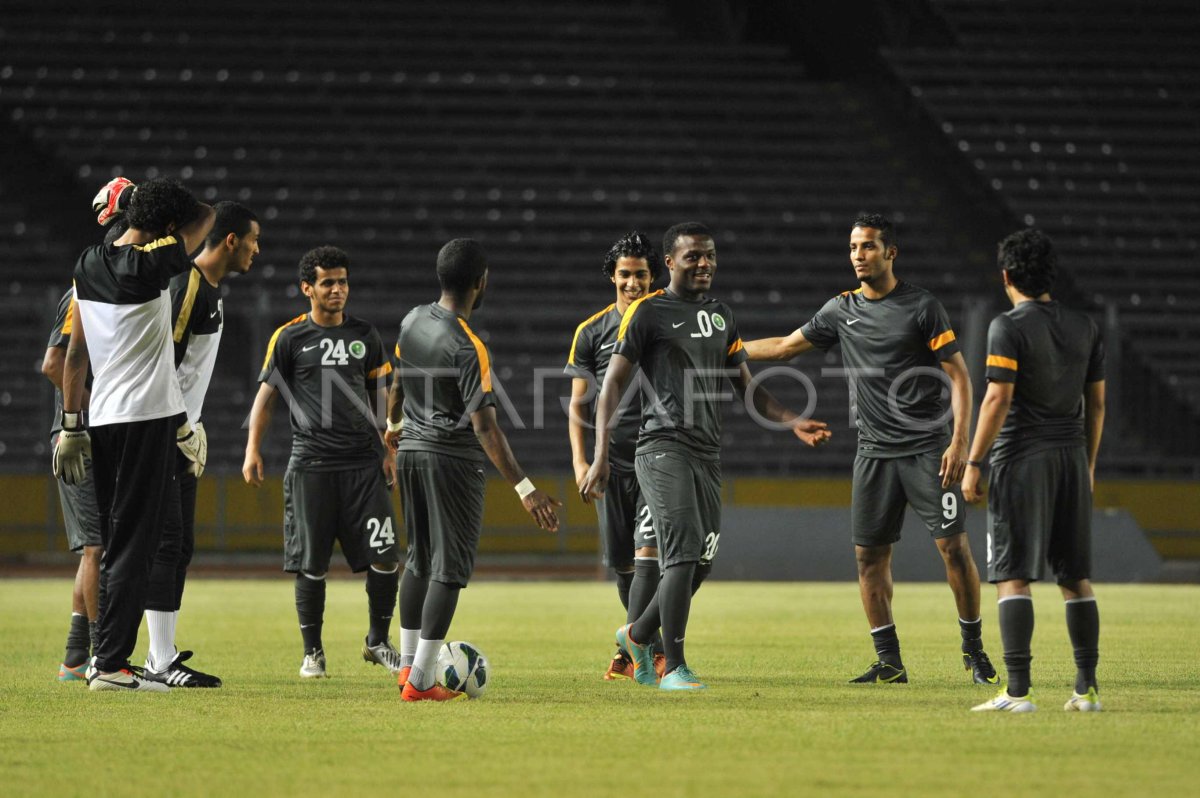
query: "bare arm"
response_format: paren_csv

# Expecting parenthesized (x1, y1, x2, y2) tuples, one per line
(567, 377, 595, 489)
(242, 382, 278, 486)
(177, 202, 216, 255)
(730, 362, 830, 446)
(743, 327, 815, 362)
(578, 354, 636, 501)
(41, 346, 65, 390)
(384, 368, 406, 451)
(939, 351, 973, 488)
(1084, 380, 1105, 488)
(472, 406, 561, 531)
(961, 380, 1014, 502)
(62, 311, 90, 416)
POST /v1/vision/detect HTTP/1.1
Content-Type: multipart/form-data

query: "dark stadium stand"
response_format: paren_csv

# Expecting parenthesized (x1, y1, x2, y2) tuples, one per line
(0, 0, 1193, 479)
(882, 0, 1200, 461)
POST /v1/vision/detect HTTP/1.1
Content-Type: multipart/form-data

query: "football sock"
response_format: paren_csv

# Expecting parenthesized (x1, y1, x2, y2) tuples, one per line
(409, 637, 444, 691)
(365, 565, 399, 646)
(870, 624, 902, 668)
(145, 609, 177, 670)
(1065, 597, 1100, 694)
(998, 595, 1034, 697)
(399, 627, 421, 668)
(615, 569, 634, 611)
(399, 568, 428, 630)
(629, 560, 662, 653)
(660, 562, 696, 675)
(64, 613, 89, 667)
(959, 617, 983, 653)
(422, 580, 460, 641)
(295, 572, 327, 654)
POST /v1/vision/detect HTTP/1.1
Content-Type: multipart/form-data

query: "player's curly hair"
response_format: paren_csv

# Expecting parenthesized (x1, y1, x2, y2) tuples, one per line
(852, 212, 896, 249)
(437, 238, 488, 294)
(124, 177, 200, 237)
(299, 245, 350, 285)
(662, 222, 713, 259)
(997, 228, 1056, 297)
(603, 231, 662, 280)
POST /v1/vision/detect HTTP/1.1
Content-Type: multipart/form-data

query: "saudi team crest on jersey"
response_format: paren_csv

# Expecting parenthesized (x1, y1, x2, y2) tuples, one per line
(349, 340, 367, 359)
(711, 313, 726, 331)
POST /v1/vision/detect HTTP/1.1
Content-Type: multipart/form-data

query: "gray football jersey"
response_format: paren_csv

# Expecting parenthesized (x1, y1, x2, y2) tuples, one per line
(258, 313, 391, 471)
(801, 281, 959, 458)
(614, 289, 748, 460)
(393, 303, 495, 464)
(985, 300, 1104, 464)
(564, 303, 643, 471)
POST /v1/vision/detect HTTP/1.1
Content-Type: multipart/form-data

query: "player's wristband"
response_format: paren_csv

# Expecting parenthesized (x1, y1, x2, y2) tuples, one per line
(386, 417, 405, 434)
(61, 412, 85, 431)
(966, 460, 983, 469)
(514, 478, 536, 499)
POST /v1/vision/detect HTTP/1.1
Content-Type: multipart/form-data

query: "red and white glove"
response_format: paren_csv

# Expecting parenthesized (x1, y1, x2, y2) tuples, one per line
(91, 176, 136, 226)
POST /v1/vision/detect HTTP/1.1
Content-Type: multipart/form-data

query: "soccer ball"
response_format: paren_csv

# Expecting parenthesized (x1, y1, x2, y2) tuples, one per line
(437, 641, 488, 698)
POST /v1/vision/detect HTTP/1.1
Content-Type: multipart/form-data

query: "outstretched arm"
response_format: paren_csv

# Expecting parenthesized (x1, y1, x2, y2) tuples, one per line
(961, 380, 1014, 502)
(939, 352, 973, 488)
(743, 327, 815, 362)
(177, 202, 216, 255)
(472, 406, 561, 532)
(730, 362, 830, 447)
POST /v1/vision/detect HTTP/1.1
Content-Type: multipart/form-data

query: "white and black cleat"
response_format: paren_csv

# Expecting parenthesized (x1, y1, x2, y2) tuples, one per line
(143, 650, 222, 688)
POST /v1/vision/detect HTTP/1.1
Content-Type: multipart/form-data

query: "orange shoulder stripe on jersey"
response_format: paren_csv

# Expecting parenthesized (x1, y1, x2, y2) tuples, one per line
(61, 298, 77, 335)
(727, 338, 745, 357)
(838, 287, 865, 297)
(928, 330, 957, 351)
(132, 235, 178, 253)
(567, 303, 615, 365)
(457, 318, 492, 392)
(260, 313, 309, 372)
(172, 268, 201, 343)
(394, 343, 402, 360)
(616, 290, 664, 341)
(368, 362, 393, 380)
(987, 354, 1018, 371)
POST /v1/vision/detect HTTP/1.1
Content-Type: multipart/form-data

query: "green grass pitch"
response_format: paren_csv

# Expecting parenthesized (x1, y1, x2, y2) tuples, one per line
(2, 579, 1196, 796)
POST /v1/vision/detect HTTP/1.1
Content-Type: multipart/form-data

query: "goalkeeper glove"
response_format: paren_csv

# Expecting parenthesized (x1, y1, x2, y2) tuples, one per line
(52, 413, 91, 485)
(177, 421, 208, 478)
(92, 176, 136, 227)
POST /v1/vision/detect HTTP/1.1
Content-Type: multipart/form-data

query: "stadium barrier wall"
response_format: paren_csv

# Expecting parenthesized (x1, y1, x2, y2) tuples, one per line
(2, 475, 1194, 571)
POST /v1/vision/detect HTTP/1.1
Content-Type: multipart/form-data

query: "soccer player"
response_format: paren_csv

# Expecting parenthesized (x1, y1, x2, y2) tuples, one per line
(580, 222, 831, 690)
(42, 290, 101, 682)
(243, 246, 402, 681)
(385, 238, 561, 702)
(565, 231, 667, 681)
(963, 229, 1105, 713)
(54, 177, 215, 692)
(743, 213, 998, 685)
(140, 201, 261, 688)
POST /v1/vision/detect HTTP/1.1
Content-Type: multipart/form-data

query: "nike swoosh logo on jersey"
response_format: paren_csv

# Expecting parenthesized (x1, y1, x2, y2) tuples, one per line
(941, 521, 954, 529)
(301, 344, 319, 352)
(846, 319, 861, 325)
(210, 311, 220, 318)
(672, 322, 686, 328)
(600, 342, 616, 349)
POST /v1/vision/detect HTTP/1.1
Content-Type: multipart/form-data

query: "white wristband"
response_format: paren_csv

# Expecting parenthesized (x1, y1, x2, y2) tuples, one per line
(386, 418, 405, 434)
(514, 477, 536, 499)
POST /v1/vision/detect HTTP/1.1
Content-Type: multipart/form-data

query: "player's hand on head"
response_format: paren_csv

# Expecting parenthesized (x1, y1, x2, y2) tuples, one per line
(792, 418, 831, 447)
(940, 441, 968, 488)
(522, 489, 563, 532)
(579, 460, 609, 504)
(52, 429, 91, 485)
(91, 176, 136, 227)
(242, 451, 264, 487)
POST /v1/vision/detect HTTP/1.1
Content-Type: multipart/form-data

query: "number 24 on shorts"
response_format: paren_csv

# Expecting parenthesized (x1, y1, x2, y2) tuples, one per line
(367, 517, 395, 549)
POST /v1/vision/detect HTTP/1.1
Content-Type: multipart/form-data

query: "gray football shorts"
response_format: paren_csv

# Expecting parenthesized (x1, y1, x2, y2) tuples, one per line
(596, 466, 656, 570)
(634, 450, 722, 568)
(396, 450, 486, 588)
(51, 434, 101, 552)
(851, 450, 965, 547)
(283, 464, 399, 574)
(987, 446, 1092, 584)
